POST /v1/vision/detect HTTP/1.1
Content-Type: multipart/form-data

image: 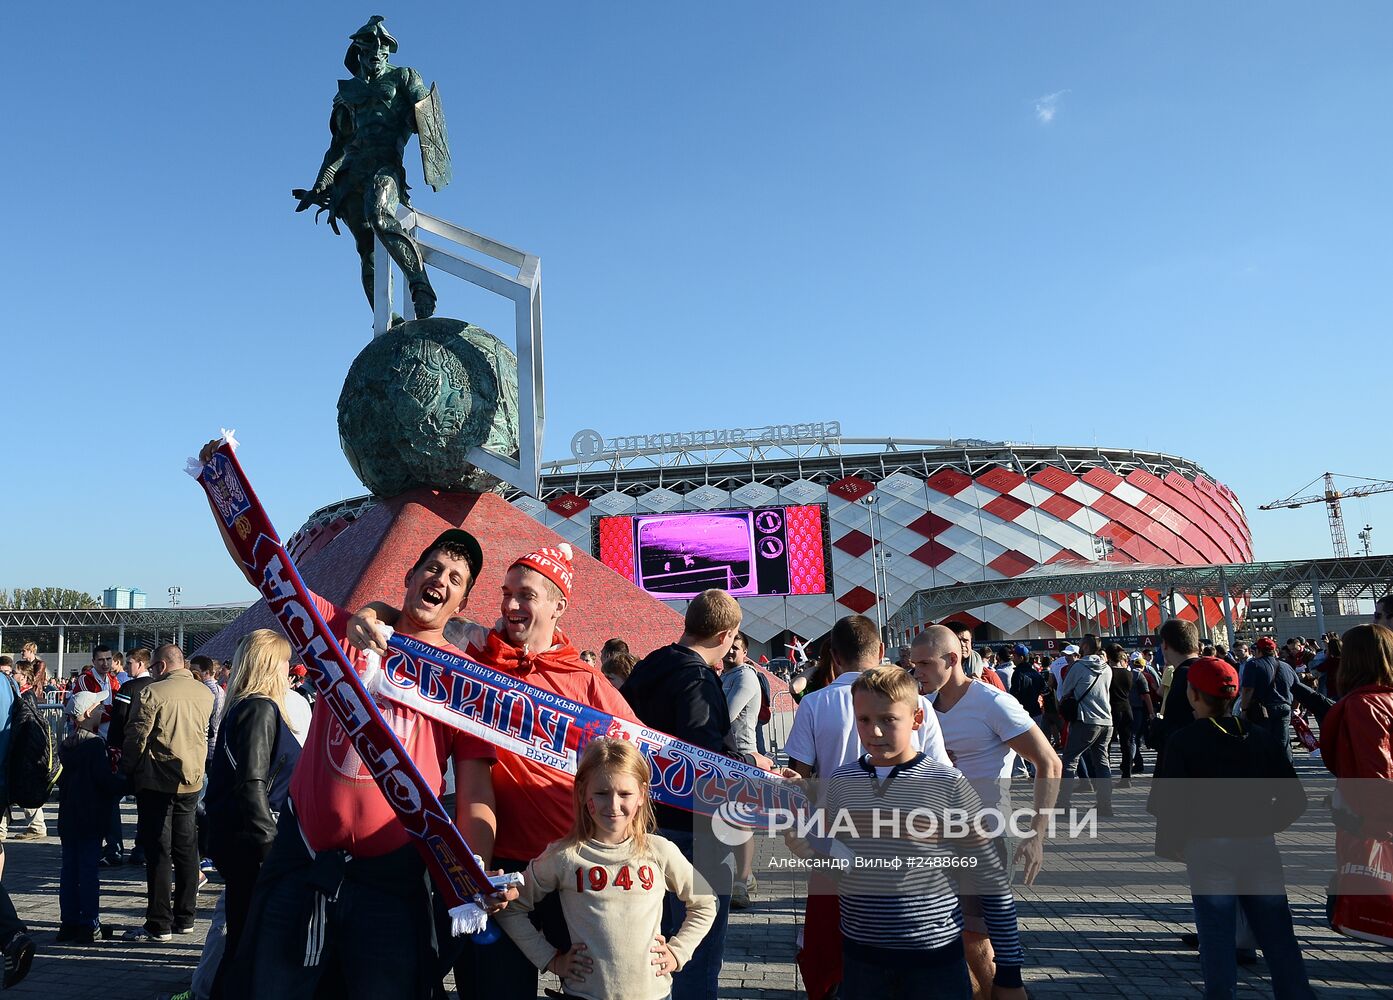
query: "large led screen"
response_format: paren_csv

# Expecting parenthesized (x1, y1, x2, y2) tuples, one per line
(594, 505, 830, 599)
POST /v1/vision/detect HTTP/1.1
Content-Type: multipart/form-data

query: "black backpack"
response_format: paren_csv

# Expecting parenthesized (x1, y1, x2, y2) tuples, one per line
(7, 692, 62, 809)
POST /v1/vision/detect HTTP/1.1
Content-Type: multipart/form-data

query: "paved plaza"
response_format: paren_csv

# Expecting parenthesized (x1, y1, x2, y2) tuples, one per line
(6, 743, 1391, 998)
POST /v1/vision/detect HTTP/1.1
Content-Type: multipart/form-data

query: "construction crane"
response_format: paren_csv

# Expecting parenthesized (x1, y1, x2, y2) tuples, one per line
(1260, 473, 1393, 557)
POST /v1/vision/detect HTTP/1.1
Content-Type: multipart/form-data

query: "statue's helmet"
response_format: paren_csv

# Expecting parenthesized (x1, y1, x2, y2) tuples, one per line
(344, 15, 399, 73)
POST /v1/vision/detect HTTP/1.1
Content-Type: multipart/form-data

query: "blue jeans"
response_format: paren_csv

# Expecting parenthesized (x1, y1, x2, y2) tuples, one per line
(660, 828, 731, 1000)
(105, 796, 125, 860)
(1129, 715, 1149, 765)
(1057, 723, 1113, 813)
(1269, 710, 1293, 762)
(842, 945, 971, 999)
(61, 835, 102, 928)
(1187, 837, 1315, 1000)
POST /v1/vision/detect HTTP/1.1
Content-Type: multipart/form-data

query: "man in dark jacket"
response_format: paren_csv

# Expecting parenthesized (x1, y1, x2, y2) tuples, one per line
(1241, 637, 1297, 761)
(107, 649, 155, 752)
(1148, 657, 1314, 998)
(1151, 618, 1202, 774)
(623, 589, 755, 1000)
(107, 648, 155, 866)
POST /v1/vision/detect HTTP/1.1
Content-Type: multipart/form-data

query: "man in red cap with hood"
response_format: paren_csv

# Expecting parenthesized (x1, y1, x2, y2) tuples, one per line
(352, 540, 635, 999)
(1148, 656, 1313, 998)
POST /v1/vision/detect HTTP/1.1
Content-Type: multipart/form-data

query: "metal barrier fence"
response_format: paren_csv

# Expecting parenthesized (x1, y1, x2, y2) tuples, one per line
(38, 703, 65, 742)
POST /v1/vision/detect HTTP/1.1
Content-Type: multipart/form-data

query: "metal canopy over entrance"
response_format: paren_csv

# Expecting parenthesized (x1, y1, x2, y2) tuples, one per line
(0, 606, 250, 677)
(889, 554, 1393, 643)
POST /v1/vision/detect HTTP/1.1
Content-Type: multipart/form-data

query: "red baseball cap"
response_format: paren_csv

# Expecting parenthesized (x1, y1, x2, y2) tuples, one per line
(1188, 656, 1239, 698)
(290, 664, 308, 678)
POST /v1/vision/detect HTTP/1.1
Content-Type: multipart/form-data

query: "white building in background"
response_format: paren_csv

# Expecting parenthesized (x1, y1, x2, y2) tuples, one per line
(102, 587, 147, 609)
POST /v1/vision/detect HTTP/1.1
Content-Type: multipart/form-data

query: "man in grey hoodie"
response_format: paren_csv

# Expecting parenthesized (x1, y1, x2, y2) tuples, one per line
(717, 633, 765, 909)
(1056, 633, 1114, 818)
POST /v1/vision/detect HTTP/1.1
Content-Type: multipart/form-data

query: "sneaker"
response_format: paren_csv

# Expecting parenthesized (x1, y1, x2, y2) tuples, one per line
(747, 875, 758, 898)
(196, 873, 210, 892)
(730, 879, 752, 910)
(2, 931, 34, 988)
(199, 858, 216, 874)
(122, 927, 173, 942)
(55, 924, 81, 943)
(172, 923, 196, 935)
(99, 853, 125, 868)
(12, 829, 44, 841)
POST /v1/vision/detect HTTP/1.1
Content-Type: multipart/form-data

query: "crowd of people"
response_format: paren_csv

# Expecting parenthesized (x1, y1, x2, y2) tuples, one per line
(0, 553, 1389, 998)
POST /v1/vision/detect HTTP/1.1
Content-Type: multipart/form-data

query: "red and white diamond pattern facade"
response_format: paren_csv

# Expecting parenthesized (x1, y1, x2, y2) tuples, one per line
(504, 455, 1252, 646)
(291, 446, 1252, 649)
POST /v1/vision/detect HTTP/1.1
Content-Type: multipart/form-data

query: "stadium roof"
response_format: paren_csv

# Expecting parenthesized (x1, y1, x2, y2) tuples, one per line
(532, 440, 1212, 497)
(301, 442, 1218, 527)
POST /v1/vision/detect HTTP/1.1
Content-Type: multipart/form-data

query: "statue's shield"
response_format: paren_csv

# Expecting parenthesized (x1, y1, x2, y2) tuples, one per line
(415, 83, 451, 192)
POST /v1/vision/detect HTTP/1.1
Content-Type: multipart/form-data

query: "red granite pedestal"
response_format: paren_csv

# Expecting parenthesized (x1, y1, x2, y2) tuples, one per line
(197, 488, 683, 660)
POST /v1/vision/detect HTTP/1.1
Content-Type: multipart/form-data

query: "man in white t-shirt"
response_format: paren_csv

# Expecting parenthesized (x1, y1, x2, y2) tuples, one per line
(909, 625, 1062, 1000)
(785, 618, 949, 799)
(783, 615, 950, 1000)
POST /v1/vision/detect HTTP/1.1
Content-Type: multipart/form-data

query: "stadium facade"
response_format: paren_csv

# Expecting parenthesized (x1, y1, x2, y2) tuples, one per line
(290, 428, 1252, 653)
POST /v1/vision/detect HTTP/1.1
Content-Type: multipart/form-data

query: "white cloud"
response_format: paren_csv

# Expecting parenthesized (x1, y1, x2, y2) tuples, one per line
(1033, 90, 1069, 125)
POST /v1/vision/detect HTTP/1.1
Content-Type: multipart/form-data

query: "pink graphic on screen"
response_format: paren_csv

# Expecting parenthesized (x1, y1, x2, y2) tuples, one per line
(595, 505, 829, 600)
(638, 510, 758, 596)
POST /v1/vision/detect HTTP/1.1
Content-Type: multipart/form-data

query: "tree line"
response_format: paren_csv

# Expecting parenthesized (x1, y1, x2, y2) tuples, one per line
(0, 588, 102, 610)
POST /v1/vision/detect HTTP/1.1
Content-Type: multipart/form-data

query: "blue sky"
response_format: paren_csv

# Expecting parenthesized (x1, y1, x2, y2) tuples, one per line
(4, 2, 1391, 605)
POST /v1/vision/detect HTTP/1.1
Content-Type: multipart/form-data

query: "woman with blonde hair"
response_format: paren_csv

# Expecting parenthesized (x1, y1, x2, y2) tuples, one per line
(203, 629, 302, 1000)
(495, 738, 717, 1000)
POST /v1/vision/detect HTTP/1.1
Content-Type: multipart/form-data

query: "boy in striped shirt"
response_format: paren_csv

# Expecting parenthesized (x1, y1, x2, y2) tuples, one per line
(796, 666, 1026, 999)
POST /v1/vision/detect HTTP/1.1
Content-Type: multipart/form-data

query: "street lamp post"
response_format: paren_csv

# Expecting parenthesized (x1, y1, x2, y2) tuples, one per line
(860, 496, 885, 640)
(168, 586, 181, 607)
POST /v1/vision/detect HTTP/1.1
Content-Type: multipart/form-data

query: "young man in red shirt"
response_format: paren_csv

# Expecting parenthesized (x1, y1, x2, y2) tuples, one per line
(209, 511, 501, 999)
(352, 541, 635, 999)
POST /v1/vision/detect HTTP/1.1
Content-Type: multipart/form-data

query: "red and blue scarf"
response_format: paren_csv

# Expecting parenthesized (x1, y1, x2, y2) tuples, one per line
(191, 433, 503, 934)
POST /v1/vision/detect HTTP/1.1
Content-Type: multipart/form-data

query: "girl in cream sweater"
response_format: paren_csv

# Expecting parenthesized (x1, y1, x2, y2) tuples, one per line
(496, 738, 717, 1000)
